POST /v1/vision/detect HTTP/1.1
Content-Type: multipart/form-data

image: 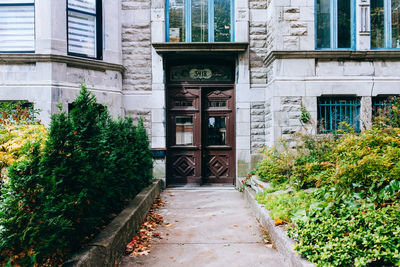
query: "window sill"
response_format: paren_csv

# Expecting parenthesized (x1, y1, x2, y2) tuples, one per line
(265, 50, 400, 66)
(152, 42, 249, 53)
(0, 53, 125, 72)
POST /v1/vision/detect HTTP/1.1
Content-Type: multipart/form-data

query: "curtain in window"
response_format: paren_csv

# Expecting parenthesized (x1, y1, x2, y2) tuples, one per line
(68, 0, 97, 57)
(0, 0, 34, 52)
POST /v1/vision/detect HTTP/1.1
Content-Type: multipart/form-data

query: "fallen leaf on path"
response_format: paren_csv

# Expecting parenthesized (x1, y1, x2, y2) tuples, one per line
(274, 218, 284, 226)
(246, 225, 252, 228)
(166, 223, 173, 227)
(233, 225, 239, 227)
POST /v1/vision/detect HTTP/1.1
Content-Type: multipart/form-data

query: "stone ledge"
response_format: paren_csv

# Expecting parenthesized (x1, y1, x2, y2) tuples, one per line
(264, 50, 400, 67)
(241, 185, 314, 267)
(0, 54, 125, 73)
(152, 42, 249, 53)
(63, 179, 164, 267)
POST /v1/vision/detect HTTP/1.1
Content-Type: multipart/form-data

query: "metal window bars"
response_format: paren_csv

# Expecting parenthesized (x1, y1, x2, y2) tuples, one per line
(317, 97, 361, 133)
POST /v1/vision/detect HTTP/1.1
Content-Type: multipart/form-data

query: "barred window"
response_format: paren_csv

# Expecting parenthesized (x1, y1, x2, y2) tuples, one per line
(372, 96, 399, 117)
(0, 0, 35, 52)
(67, 0, 102, 59)
(318, 97, 361, 133)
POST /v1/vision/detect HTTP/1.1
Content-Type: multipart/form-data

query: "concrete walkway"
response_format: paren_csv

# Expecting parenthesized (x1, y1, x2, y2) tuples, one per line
(120, 188, 287, 267)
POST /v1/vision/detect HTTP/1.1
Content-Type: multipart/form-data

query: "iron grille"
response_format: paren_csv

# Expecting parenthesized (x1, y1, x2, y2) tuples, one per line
(318, 97, 361, 133)
(372, 96, 398, 117)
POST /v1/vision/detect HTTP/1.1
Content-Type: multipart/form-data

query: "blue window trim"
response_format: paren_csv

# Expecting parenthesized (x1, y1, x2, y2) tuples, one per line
(370, 0, 400, 49)
(0, 1, 35, 53)
(315, 0, 356, 50)
(66, 0, 103, 60)
(165, 0, 235, 42)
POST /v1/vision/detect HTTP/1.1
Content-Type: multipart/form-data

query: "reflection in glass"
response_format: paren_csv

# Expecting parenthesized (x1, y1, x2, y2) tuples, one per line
(208, 101, 226, 107)
(176, 116, 193, 145)
(192, 0, 208, 42)
(169, 0, 185, 42)
(371, 0, 385, 48)
(174, 100, 193, 107)
(208, 116, 226, 145)
(68, 11, 97, 57)
(392, 0, 400, 48)
(214, 0, 231, 42)
(338, 0, 351, 48)
(317, 0, 331, 48)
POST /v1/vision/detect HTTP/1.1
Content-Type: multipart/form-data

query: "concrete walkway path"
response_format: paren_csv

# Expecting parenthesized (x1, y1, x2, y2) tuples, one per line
(120, 188, 287, 267)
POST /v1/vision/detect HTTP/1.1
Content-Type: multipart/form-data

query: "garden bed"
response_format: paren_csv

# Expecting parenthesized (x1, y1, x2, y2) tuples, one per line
(64, 179, 163, 267)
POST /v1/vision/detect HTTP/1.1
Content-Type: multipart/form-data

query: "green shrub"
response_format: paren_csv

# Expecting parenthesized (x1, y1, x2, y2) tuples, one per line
(0, 86, 153, 266)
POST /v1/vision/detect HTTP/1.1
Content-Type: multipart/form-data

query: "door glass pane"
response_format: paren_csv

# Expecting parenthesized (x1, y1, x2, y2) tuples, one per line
(208, 116, 226, 145)
(68, 11, 96, 57)
(316, 0, 331, 48)
(208, 101, 226, 107)
(338, 0, 351, 48)
(169, 0, 185, 42)
(371, 0, 385, 48)
(392, 0, 400, 48)
(175, 100, 193, 107)
(214, 0, 230, 42)
(0, 5, 35, 52)
(192, 0, 208, 42)
(176, 116, 193, 145)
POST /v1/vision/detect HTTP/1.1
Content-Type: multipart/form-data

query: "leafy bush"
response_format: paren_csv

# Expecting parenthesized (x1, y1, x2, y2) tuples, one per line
(254, 99, 400, 266)
(0, 86, 153, 266)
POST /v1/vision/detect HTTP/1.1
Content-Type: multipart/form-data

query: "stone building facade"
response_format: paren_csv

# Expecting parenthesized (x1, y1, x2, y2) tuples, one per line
(0, 0, 399, 185)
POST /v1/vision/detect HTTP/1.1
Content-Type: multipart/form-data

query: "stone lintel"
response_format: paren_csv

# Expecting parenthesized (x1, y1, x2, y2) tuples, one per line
(264, 50, 400, 67)
(152, 42, 249, 54)
(0, 54, 125, 73)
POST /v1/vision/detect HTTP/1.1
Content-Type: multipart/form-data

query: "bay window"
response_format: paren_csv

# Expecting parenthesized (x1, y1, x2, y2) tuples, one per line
(0, 0, 35, 52)
(316, 0, 356, 49)
(371, 0, 400, 48)
(166, 0, 234, 42)
(67, 0, 102, 59)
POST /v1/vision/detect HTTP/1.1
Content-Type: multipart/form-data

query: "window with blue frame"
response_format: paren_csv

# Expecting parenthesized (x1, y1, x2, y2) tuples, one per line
(67, 0, 102, 59)
(316, 0, 355, 49)
(166, 0, 234, 42)
(371, 0, 400, 48)
(317, 97, 361, 133)
(0, 0, 35, 52)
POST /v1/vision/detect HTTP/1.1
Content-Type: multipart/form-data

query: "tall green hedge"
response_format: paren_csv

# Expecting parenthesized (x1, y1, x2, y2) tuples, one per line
(0, 86, 153, 266)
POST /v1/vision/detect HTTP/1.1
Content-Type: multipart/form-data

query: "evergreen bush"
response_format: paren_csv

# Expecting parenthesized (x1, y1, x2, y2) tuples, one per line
(0, 86, 153, 265)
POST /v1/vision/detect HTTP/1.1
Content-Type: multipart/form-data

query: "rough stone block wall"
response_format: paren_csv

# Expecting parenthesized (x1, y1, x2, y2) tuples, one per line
(275, 1, 314, 50)
(249, 0, 269, 86)
(122, 0, 152, 92)
(126, 109, 152, 136)
(265, 100, 272, 147)
(250, 102, 266, 153)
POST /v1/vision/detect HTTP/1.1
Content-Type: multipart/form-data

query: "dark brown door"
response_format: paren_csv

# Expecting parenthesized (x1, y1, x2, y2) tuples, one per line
(166, 86, 235, 185)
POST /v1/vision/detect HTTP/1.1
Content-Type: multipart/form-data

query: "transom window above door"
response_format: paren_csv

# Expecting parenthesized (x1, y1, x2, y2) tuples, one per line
(316, 0, 356, 49)
(166, 0, 234, 42)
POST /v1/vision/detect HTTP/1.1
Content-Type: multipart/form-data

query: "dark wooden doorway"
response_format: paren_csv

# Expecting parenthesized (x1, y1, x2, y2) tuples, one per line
(166, 85, 235, 185)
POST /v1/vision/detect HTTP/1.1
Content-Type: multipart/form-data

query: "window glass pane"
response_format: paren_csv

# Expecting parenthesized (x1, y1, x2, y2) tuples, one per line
(338, 0, 351, 48)
(0, 0, 34, 3)
(208, 116, 226, 145)
(0, 5, 34, 52)
(371, 0, 385, 48)
(192, 0, 208, 42)
(392, 0, 400, 48)
(68, 10, 96, 57)
(169, 0, 185, 42)
(174, 100, 193, 107)
(68, 0, 96, 14)
(176, 116, 193, 145)
(214, 0, 230, 42)
(316, 0, 331, 48)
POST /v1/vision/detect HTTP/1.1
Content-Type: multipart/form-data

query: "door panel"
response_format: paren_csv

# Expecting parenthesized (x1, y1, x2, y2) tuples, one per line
(166, 86, 235, 185)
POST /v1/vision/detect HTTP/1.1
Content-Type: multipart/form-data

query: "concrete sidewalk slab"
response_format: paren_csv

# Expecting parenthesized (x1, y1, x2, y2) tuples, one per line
(120, 188, 287, 267)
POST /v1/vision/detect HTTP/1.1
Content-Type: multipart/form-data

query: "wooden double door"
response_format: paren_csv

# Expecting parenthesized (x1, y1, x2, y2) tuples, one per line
(166, 85, 235, 185)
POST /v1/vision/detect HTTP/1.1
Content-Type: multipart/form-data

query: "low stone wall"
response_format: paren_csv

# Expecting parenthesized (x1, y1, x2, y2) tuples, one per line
(64, 179, 164, 267)
(240, 184, 314, 267)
